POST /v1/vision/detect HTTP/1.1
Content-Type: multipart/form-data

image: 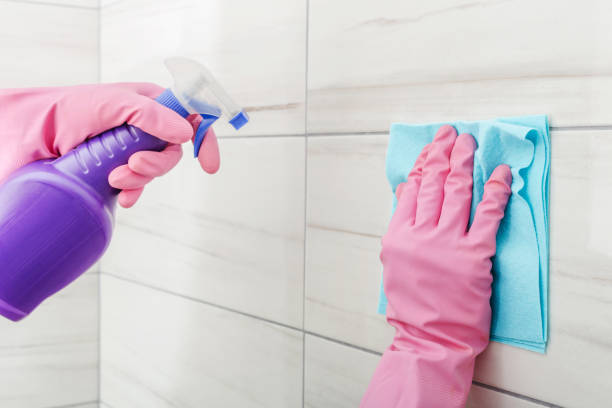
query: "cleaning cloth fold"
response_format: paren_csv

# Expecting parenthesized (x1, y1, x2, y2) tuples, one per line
(378, 115, 549, 353)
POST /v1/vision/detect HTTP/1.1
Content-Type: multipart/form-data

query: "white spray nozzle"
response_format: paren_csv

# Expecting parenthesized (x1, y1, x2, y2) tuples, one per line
(164, 57, 249, 129)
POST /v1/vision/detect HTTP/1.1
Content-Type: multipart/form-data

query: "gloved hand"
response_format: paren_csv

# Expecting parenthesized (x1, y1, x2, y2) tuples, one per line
(361, 125, 512, 408)
(0, 83, 220, 208)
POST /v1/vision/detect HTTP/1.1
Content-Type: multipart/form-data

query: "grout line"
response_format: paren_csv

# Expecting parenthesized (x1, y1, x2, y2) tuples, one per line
(216, 124, 612, 140)
(96, 263, 102, 404)
(0, 0, 97, 9)
(549, 124, 612, 131)
(46, 400, 99, 408)
(301, 331, 306, 408)
(217, 133, 306, 140)
(217, 131, 386, 139)
(303, 330, 382, 357)
(101, 272, 303, 333)
(102, 272, 560, 407)
(96, 3, 102, 404)
(302, 1, 310, 406)
(472, 382, 565, 408)
(307, 130, 389, 137)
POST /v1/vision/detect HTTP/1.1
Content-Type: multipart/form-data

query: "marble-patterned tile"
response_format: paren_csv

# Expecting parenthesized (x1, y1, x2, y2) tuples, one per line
(305, 334, 538, 408)
(306, 228, 394, 352)
(100, 275, 303, 408)
(306, 135, 394, 352)
(0, 274, 99, 408)
(305, 130, 612, 407)
(100, 137, 305, 327)
(307, 135, 391, 237)
(101, 0, 306, 137)
(308, 0, 612, 133)
(304, 335, 379, 408)
(0, 0, 98, 87)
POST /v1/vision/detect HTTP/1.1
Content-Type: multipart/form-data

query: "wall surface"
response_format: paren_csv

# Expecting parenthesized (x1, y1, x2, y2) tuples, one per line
(99, 1, 612, 407)
(0, 1, 100, 407)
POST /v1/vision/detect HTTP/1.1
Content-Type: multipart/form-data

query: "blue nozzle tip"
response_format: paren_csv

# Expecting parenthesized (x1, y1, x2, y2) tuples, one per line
(229, 111, 249, 130)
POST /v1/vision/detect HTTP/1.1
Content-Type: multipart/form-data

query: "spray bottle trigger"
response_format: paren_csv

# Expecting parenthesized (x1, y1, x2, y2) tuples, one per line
(193, 114, 219, 158)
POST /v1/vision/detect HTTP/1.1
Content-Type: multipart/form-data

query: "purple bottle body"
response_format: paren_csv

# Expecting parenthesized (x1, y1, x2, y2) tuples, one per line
(0, 125, 167, 321)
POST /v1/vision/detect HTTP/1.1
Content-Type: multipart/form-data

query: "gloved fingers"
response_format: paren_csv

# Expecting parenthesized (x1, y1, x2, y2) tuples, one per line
(117, 188, 144, 209)
(108, 165, 154, 190)
(187, 114, 221, 174)
(92, 90, 193, 145)
(197, 127, 220, 174)
(394, 144, 431, 226)
(127, 143, 183, 178)
(438, 133, 476, 232)
(415, 125, 457, 227)
(108, 82, 164, 99)
(469, 164, 513, 250)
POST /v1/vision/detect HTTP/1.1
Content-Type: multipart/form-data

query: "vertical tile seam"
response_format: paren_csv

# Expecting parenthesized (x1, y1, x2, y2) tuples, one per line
(302, 0, 310, 407)
(96, 1, 102, 405)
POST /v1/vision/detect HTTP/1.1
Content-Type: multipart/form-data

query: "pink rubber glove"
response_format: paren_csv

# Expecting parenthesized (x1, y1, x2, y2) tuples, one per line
(361, 125, 512, 408)
(0, 83, 220, 208)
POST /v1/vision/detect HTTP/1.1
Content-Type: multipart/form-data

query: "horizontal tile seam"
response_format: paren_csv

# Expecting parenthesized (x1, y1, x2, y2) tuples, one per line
(217, 124, 612, 140)
(0, 338, 97, 350)
(217, 133, 306, 139)
(46, 400, 99, 408)
(305, 333, 562, 407)
(0, 0, 97, 9)
(99, 272, 560, 406)
(101, 272, 303, 333)
(472, 381, 565, 407)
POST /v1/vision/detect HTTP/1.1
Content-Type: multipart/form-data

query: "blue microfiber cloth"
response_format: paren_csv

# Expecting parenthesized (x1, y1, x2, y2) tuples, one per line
(378, 115, 549, 353)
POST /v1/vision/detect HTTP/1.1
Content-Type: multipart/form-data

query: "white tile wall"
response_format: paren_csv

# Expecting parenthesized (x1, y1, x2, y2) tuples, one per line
(98, 0, 612, 407)
(0, 0, 98, 87)
(100, 137, 305, 327)
(0, 273, 99, 408)
(17, 0, 98, 7)
(25, 0, 98, 8)
(100, 0, 306, 137)
(100, 275, 302, 408)
(0, 2, 99, 407)
(308, 0, 612, 133)
(306, 135, 394, 352)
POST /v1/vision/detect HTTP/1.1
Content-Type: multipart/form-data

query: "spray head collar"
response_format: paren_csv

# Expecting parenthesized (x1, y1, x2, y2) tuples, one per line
(162, 57, 249, 156)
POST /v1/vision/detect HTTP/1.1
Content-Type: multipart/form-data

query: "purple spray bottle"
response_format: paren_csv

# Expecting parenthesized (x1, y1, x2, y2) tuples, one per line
(0, 57, 249, 321)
